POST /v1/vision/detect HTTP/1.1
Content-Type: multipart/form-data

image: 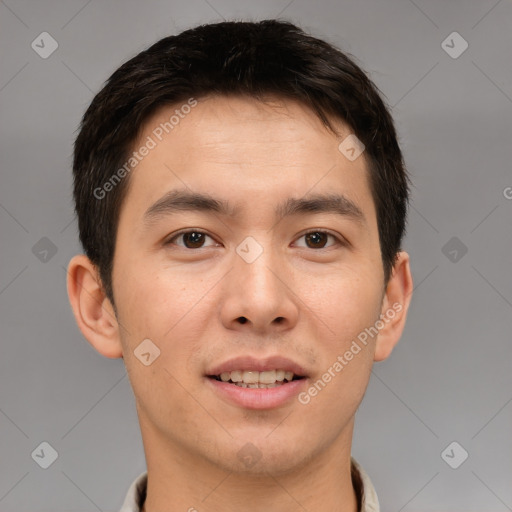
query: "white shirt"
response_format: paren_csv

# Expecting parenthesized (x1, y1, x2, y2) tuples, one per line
(119, 456, 380, 511)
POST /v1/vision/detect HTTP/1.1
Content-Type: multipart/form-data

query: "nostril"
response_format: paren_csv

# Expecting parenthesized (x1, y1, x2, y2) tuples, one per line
(237, 317, 248, 324)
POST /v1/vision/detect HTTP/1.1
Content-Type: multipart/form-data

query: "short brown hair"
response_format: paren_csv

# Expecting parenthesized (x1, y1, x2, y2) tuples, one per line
(73, 19, 410, 305)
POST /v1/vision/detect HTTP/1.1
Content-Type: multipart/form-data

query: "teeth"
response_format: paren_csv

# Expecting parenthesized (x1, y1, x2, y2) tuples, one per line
(242, 371, 259, 384)
(236, 382, 281, 389)
(259, 370, 276, 384)
(230, 370, 243, 382)
(216, 369, 297, 385)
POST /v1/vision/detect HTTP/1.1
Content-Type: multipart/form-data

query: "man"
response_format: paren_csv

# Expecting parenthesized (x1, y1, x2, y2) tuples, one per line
(67, 19, 413, 512)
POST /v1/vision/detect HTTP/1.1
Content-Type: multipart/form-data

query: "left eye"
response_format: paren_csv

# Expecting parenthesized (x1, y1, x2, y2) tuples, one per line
(294, 231, 340, 249)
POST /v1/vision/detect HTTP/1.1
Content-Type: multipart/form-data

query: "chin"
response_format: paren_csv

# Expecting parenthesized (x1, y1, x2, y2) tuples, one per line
(212, 436, 312, 477)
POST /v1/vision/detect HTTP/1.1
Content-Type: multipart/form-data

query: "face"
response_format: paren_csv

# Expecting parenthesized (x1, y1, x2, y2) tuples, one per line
(111, 95, 388, 475)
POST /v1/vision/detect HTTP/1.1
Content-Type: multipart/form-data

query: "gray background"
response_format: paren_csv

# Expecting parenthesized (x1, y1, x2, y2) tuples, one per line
(1, 0, 511, 511)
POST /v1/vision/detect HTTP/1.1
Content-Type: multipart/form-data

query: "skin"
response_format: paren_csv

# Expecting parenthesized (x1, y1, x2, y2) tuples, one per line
(67, 95, 413, 512)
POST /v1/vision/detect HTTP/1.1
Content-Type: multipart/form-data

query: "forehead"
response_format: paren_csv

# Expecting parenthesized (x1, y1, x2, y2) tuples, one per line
(137, 94, 351, 164)
(121, 94, 376, 227)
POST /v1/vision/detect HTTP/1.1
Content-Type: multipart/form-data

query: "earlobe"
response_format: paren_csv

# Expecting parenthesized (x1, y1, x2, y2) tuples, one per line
(66, 254, 123, 359)
(374, 251, 413, 362)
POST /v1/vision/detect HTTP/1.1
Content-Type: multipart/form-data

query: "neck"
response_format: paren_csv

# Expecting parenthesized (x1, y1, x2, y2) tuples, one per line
(138, 418, 360, 512)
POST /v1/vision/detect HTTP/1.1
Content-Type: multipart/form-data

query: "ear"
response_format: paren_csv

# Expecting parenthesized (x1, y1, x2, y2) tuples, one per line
(66, 254, 123, 359)
(374, 251, 413, 362)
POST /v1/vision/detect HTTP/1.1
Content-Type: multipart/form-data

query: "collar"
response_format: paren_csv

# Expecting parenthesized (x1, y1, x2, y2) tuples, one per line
(119, 457, 380, 512)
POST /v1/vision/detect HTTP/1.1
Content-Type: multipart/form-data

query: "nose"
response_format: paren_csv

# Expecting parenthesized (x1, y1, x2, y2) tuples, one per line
(219, 242, 299, 335)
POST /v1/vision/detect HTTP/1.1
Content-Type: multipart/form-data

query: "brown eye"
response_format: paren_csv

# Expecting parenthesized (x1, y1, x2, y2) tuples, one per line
(181, 232, 206, 248)
(295, 230, 340, 249)
(305, 232, 329, 248)
(166, 230, 217, 249)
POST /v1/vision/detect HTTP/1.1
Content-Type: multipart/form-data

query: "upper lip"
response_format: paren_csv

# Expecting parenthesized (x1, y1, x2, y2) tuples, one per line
(207, 355, 308, 377)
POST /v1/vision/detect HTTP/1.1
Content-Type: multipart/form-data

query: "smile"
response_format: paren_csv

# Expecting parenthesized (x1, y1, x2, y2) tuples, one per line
(209, 369, 304, 388)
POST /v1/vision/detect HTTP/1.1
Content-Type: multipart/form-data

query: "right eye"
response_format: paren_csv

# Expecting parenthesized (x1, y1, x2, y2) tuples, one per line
(165, 230, 220, 249)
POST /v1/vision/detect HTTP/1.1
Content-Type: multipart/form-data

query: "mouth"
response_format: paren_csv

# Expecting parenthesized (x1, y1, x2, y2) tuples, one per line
(205, 356, 309, 409)
(207, 369, 306, 389)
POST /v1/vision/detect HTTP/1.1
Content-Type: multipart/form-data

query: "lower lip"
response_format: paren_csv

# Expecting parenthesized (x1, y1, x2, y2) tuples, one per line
(206, 377, 307, 410)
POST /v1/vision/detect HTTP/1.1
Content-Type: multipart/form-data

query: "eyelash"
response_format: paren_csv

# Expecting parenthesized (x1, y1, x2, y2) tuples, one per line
(165, 229, 346, 250)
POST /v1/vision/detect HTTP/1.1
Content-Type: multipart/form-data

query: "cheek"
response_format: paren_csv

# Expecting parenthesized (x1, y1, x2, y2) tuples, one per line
(114, 261, 220, 385)
(296, 286, 378, 441)
(294, 264, 382, 408)
(115, 260, 208, 338)
(296, 262, 383, 344)
(115, 266, 214, 424)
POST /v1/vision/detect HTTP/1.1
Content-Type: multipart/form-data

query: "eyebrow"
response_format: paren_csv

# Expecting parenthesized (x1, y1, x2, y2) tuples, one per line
(143, 189, 366, 226)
